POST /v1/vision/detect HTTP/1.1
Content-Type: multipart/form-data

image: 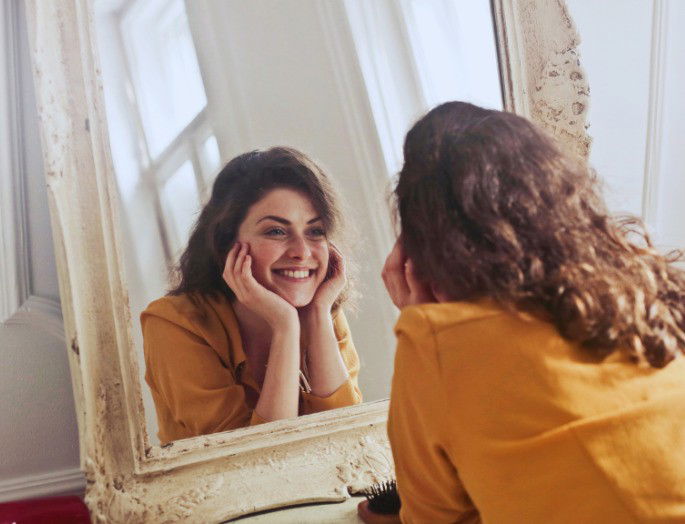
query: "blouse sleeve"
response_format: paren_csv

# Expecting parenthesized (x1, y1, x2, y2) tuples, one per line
(300, 310, 363, 414)
(142, 313, 263, 441)
(387, 308, 481, 524)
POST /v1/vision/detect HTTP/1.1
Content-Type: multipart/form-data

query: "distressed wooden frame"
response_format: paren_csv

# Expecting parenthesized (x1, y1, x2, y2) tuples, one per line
(24, 0, 590, 521)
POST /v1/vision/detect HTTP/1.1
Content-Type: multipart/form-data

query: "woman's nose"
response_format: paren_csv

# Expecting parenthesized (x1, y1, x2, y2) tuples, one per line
(287, 235, 311, 259)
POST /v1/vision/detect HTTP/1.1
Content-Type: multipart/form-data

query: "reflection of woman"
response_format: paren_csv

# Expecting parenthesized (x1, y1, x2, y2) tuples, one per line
(383, 102, 685, 522)
(142, 147, 362, 444)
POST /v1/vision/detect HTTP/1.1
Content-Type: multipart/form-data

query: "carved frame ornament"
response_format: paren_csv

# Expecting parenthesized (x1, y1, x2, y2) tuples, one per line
(24, 0, 589, 521)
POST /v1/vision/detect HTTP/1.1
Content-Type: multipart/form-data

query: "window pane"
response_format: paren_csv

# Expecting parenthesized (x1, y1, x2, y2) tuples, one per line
(200, 135, 221, 181)
(404, 0, 502, 110)
(122, 0, 207, 158)
(159, 161, 201, 256)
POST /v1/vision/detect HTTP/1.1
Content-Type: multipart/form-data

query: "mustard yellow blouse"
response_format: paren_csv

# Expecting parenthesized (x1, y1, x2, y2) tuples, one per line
(388, 300, 685, 523)
(141, 293, 362, 444)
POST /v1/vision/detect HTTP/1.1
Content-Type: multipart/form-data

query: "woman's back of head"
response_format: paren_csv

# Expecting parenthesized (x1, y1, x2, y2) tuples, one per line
(396, 101, 685, 368)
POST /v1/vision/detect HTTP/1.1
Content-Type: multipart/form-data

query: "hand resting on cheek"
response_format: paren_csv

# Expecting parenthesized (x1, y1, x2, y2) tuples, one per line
(222, 241, 298, 329)
(300, 243, 347, 316)
(381, 238, 437, 309)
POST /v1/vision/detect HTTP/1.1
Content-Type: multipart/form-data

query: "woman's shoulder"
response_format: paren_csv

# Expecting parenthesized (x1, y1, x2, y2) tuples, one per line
(396, 299, 508, 336)
(141, 293, 230, 333)
(143, 293, 198, 318)
(331, 307, 351, 341)
(395, 299, 562, 362)
(141, 293, 238, 366)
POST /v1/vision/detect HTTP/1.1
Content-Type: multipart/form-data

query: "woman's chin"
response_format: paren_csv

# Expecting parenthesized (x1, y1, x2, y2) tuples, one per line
(264, 281, 316, 308)
(280, 292, 315, 309)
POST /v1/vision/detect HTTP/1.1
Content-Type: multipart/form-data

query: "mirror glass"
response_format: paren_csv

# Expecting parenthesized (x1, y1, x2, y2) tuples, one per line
(93, 0, 503, 445)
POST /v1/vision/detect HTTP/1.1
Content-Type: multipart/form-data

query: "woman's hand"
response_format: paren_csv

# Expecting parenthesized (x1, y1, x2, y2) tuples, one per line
(297, 244, 350, 397)
(307, 244, 347, 314)
(381, 238, 436, 309)
(223, 242, 297, 328)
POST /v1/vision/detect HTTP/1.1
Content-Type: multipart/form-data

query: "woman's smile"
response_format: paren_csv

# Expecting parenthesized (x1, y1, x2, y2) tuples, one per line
(273, 267, 318, 281)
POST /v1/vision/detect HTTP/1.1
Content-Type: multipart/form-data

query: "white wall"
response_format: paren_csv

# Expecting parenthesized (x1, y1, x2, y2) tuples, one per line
(652, 1, 685, 251)
(0, 0, 82, 502)
(566, 0, 685, 254)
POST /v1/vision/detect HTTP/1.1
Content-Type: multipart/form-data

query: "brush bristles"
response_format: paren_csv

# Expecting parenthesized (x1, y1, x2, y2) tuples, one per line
(364, 480, 401, 515)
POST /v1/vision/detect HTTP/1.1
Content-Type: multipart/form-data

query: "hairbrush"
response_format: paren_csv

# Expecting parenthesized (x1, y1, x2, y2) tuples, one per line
(357, 480, 401, 524)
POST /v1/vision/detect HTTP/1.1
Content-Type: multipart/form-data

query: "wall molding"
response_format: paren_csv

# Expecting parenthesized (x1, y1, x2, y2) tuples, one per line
(641, 0, 668, 231)
(0, 467, 85, 503)
(0, 1, 64, 340)
(4, 295, 65, 341)
(0, 0, 31, 323)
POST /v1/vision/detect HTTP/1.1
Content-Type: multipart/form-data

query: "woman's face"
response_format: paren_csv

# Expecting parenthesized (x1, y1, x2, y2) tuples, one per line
(236, 187, 330, 307)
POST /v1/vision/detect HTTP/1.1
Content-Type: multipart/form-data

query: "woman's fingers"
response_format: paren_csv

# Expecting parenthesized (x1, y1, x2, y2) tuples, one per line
(392, 272, 411, 308)
(327, 243, 346, 282)
(382, 264, 410, 310)
(235, 243, 255, 297)
(382, 239, 436, 307)
(383, 239, 405, 274)
(234, 243, 270, 306)
(224, 242, 252, 301)
(241, 252, 251, 278)
(223, 242, 240, 287)
(382, 239, 411, 308)
(241, 251, 258, 290)
(234, 242, 247, 275)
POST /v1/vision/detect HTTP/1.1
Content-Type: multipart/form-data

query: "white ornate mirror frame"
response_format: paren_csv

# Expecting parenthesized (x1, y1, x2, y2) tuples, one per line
(24, 0, 590, 521)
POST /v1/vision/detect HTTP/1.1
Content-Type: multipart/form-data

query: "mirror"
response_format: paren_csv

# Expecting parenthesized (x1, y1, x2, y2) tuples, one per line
(26, 0, 590, 519)
(92, 0, 503, 446)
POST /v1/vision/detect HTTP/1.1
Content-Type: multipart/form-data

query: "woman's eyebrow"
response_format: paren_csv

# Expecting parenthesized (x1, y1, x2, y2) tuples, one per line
(257, 215, 289, 225)
(256, 215, 322, 225)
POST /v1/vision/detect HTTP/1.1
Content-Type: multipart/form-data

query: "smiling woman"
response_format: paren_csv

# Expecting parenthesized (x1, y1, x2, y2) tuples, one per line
(140, 147, 362, 444)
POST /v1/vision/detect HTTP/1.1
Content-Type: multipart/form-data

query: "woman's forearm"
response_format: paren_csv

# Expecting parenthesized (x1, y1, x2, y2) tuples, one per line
(254, 322, 301, 421)
(302, 307, 349, 397)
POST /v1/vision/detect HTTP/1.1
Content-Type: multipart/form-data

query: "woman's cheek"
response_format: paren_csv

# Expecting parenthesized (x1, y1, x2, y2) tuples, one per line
(247, 241, 277, 282)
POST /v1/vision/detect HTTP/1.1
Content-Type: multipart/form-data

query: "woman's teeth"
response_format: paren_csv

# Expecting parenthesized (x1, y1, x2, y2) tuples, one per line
(277, 269, 311, 279)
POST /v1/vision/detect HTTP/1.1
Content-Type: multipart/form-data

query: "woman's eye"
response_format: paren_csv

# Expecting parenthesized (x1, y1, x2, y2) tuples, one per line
(265, 227, 286, 237)
(308, 228, 326, 238)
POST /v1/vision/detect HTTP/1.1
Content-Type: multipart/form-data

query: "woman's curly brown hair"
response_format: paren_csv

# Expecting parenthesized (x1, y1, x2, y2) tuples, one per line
(396, 101, 685, 368)
(170, 146, 355, 313)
